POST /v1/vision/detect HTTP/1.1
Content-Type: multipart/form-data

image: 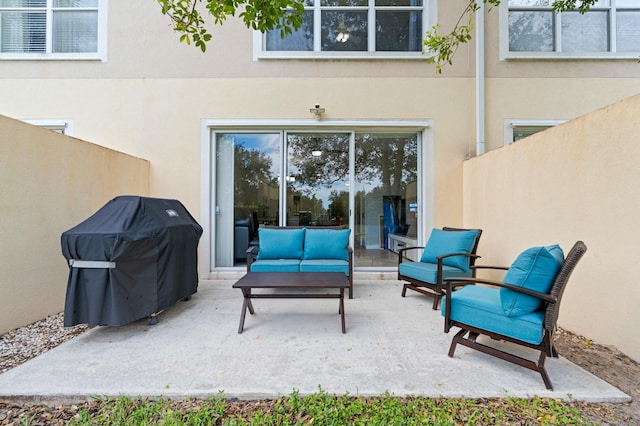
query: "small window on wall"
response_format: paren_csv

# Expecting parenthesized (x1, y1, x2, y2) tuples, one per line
(23, 119, 74, 135)
(504, 120, 566, 145)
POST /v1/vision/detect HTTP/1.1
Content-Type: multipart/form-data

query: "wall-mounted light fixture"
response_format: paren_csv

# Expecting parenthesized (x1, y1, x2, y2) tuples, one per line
(309, 104, 325, 120)
(311, 150, 322, 157)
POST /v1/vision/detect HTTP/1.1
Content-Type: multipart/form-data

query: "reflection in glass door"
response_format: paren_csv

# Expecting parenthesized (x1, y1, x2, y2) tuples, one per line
(286, 133, 350, 227)
(214, 133, 281, 267)
(354, 133, 418, 268)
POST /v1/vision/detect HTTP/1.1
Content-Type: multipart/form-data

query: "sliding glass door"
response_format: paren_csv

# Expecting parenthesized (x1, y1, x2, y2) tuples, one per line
(212, 129, 420, 269)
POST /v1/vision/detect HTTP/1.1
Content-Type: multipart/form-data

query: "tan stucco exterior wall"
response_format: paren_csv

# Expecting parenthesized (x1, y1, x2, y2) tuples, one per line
(0, 116, 150, 335)
(462, 93, 640, 361)
(0, 77, 478, 235)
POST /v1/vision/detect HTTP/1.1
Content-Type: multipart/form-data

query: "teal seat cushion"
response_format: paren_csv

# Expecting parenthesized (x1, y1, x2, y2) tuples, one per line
(250, 259, 301, 272)
(420, 229, 479, 272)
(256, 228, 305, 260)
(300, 259, 349, 275)
(442, 285, 545, 345)
(501, 245, 564, 317)
(303, 229, 351, 261)
(399, 261, 472, 284)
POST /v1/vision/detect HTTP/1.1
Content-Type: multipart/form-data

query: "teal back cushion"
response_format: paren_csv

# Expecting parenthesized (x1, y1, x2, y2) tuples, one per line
(420, 229, 479, 271)
(500, 245, 564, 317)
(303, 228, 351, 261)
(257, 228, 305, 260)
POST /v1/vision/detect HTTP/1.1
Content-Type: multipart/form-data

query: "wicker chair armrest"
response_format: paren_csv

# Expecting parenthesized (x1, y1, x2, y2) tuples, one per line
(246, 246, 259, 272)
(397, 246, 424, 264)
(437, 252, 480, 261)
(471, 265, 509, 271)
(442, 277, 557, 303)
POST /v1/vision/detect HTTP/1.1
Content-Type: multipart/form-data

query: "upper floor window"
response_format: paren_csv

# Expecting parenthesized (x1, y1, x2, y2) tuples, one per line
(0, 0, 105, 60)
(505, 0, 640, 58)
(255, 0, 430, 59)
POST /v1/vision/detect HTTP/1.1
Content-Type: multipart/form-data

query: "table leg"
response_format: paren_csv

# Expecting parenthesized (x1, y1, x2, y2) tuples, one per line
(339, 288, 346, 333)
(238, 297, 248, 334)
(238, 289, 254, 334)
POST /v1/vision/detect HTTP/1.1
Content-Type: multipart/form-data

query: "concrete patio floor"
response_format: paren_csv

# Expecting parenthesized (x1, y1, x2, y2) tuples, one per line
(0, 280, 630, 405)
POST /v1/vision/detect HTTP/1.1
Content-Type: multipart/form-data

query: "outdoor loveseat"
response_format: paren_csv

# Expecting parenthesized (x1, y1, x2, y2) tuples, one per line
(246, 226, 354, 298)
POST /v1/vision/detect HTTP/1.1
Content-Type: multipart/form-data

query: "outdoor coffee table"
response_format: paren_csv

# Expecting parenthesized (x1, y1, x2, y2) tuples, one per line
(232, 272, 349, 334)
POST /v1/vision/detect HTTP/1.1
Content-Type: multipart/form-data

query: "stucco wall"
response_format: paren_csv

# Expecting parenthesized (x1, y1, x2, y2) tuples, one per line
(0, 116, 149, 335)
(462, 93, 640, 361)
(0, 77, 477, 245)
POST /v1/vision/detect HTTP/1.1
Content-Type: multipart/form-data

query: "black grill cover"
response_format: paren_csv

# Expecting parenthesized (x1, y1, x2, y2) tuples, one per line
(61, 196, 203, 327)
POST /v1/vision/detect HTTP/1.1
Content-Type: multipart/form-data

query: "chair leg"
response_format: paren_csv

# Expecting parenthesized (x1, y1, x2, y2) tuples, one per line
(432, 293, 441, 310)
(538, 351, 553, 390)
(448, 329, 466, 357)
(450, 328, 555, 390)
(402, 283, 440, 310)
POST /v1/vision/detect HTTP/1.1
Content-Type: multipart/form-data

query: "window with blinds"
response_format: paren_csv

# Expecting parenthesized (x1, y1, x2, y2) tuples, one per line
(0, 0, 101, 57)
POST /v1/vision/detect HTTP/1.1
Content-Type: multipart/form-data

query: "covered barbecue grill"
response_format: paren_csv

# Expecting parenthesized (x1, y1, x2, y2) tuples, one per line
(61, 196, 203, 327)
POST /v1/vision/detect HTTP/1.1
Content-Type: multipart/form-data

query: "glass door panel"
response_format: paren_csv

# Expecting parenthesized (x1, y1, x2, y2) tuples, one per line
(354, 133, 418, 267)
(286, 133, 350, 227)
(214, 133, 281, 267)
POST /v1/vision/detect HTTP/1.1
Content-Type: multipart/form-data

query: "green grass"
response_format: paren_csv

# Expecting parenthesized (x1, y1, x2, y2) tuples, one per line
(56, 389, 611, 425)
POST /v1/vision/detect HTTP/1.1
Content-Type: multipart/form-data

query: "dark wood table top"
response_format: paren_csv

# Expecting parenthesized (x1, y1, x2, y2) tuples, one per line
(233, 272, 349, 289)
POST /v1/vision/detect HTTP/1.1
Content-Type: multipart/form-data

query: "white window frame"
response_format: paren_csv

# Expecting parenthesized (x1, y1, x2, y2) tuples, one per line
(199, 119, 434, 277)
(0, 0, 107, 61)
(253, 0, 436, 60)
(22, 118, 74, 135)
(499, 1, 640, 61)
(503, 119, 566, 145)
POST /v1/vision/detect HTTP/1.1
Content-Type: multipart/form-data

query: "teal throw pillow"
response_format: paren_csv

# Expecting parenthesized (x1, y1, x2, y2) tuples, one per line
(257, 228, 305, 260)
(303, 228, 351, 261)
(500, 245, 564, 317)
(420, 229, 479, 271)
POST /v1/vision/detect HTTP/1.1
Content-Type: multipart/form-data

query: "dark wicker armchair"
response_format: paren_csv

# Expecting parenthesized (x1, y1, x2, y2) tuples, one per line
(442, 241, 587, 390)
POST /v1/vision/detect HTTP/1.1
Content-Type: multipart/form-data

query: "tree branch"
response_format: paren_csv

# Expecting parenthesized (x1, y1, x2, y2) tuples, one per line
(423, 0, 599, 73)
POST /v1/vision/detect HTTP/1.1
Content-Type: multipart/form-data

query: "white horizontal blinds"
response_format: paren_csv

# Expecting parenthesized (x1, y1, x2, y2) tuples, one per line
(0, 0, 98, 53)
(617, 0, 640, 52)
(53, 10, 97, 52)
(52, 0, 98, 53)
(0, 1, 46, 52)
